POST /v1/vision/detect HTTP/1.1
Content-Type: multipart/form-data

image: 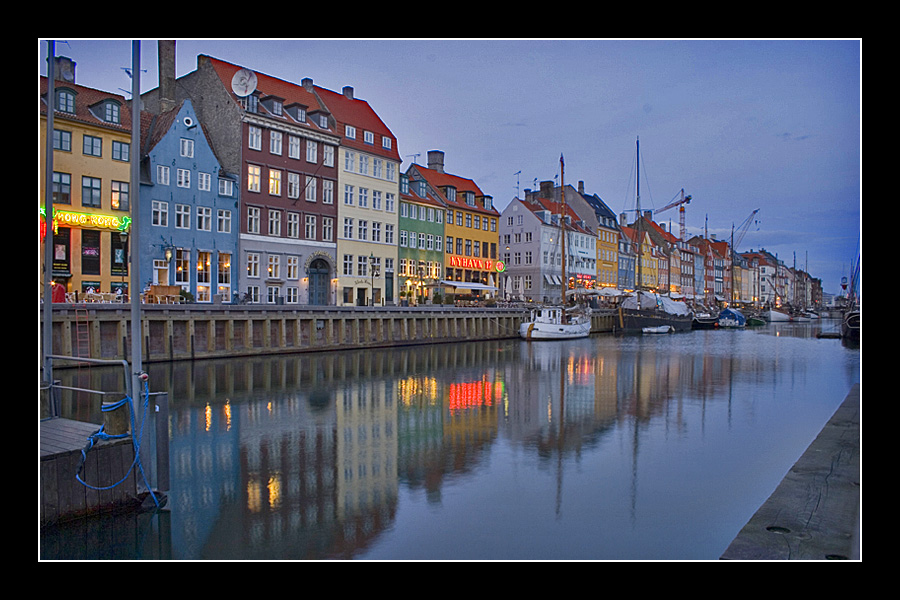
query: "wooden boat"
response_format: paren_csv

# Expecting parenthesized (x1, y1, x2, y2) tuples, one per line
(692, 312, 719, 329)
(642, 325, 673, 334)
(765, 308, 792, 322)
(747, 315, 766, 327)
(520, 155, 591, 341)
(718, 307, 746, 328)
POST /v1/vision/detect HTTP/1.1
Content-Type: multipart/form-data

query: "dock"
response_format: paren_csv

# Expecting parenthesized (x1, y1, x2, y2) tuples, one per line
(40, 417, 138, 526)
(720, 383, 861, 560)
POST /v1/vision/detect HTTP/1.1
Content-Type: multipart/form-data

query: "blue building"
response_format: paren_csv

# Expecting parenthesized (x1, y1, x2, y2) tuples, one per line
(138, 99, 239, 302)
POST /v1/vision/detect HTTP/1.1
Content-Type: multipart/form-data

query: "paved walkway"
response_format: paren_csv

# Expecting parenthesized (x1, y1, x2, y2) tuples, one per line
(721, 383, 861, 560)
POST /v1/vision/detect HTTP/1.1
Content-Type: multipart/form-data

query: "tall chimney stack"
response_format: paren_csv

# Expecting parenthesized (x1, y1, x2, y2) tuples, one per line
(158, 40, 177, 113)
(427, 150, 445, 174)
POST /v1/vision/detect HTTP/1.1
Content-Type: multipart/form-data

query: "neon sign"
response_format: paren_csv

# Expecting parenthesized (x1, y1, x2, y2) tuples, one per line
(448, 256, 506, 272)
(40, 208, 132, 236)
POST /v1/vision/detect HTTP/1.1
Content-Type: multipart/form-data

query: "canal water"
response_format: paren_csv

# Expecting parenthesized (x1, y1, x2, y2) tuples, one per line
(40, 320, 860, 561)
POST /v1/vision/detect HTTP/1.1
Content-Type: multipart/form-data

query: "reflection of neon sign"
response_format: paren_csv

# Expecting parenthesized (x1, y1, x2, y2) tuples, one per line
(448, 380, 505, 413)
(41, 208, 132, 235)
(449, 256, 506, 272)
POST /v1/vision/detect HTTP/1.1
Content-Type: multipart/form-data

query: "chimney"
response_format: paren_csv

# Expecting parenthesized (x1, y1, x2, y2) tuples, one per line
(540, 180, 554, 199)
(54, 56, 76, 83)
(427, 150, 445, 174)
(342, 86, 354, 99)
(158, 40, 177, 113)
(302, 77, 314, 92)
(578, 181, 584, 194)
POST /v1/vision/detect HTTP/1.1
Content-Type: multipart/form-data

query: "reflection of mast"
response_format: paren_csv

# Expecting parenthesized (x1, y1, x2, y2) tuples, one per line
(556, 348, 566, 518)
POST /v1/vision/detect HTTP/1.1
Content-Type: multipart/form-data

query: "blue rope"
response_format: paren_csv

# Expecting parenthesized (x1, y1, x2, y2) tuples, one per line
(75, 380, 160, 508)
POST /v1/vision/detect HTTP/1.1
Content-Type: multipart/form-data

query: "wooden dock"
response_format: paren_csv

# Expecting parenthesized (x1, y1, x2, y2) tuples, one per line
(40, 418, 138, 526)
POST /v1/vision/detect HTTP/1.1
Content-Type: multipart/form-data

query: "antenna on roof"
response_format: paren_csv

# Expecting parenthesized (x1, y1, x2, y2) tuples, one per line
(406, 153, 421, 165)
(514, 170, 521, 199)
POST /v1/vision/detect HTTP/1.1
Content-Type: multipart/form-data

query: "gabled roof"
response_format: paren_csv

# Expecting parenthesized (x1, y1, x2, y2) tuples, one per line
(40, 76, 135, 134)
(312, 84, 401, 163)
(409, 164, 499, 217)
(401, 177, 446, 209)
(203, 55, 336, 138)
(527, 196, 593, 236)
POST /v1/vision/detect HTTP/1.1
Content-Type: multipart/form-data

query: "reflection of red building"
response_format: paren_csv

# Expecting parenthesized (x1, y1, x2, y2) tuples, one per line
(448, 380, 504, 413)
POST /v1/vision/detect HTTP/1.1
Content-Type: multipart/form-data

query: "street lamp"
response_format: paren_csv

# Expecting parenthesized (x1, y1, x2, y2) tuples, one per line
(369, 253, 379, 306)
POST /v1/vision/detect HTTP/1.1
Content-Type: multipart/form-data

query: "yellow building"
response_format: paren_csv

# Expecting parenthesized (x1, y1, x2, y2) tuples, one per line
(596, 225, 618, 289)
(408, 151, 501, 298)
(40, 58, 135, 298)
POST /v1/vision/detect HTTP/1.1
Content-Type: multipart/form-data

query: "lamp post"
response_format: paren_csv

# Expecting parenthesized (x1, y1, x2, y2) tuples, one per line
(369, 253, 379, 306)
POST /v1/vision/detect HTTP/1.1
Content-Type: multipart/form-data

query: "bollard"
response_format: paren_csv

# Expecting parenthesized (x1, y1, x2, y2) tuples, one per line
(102, 399, 130, 436)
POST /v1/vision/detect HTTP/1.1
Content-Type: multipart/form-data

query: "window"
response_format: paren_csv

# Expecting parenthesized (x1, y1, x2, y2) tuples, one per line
(382, 136, 392, 150)
(358, 154, 368, 175)
(180, 138, 194, 157)
(197, 206, 212, 231)
(323, 180, 334, 204)
(343, 218, 354, 239)
(247, 253, 260, 278)
(267, 255, 280, 279)
(82, 176, 101, 208)
(157, 165, 170, 185)
(52, 172, 71, 204)
(198, 172, 211, 191)
(306, 140, 317, 163)
(81, 230, 101, 275)
(218, 253, 231, 286)
(385, 193, 395, 213)
(364, 131, 374, 144)
(399, 230, 407, 247)
(344, 185, 354, 205)
(269, 169, 281, 196)
(344, 150, 355, 171)
(373, 158, 383, 178)
(345, 125, 356, 139)
(53, 129, 72, 152)
(111, 181, 129, 211)
(372, 190, 382, 210)
(384, 224, 394, 244)
(305, 214, 316, 239)
(175, 204, 191, 229)
(305, 176, 316, 202)
(174, 248, 190, 284)
(56, 89, 75, 113)
(268, 210, 282, 236)
(358, 220, 368, 241)
(386, 163, 395, 181)
(247, 207, 260, 234)
(288, 172, 300, 199)
(269, 131, 282, 155)
(287, 256, 299, 280)
(324, 145, 334, 167)
(343, 254, 354, 276)
(83, 135, 102, 157)
(247, 165, 260, 192)
(105, 101, 121, 124)
(177, 168, 190, 188)
(152, 201, 168, 226)
(323, 217, 334, 241)
(288, 135, 301, 159)
(112, 141, 129, 162)
(372, 221, 381, 242)
(291, 213, 306, 240)
(357, 256, 368, 276)
(217, 209, 231, 234)
(358, 188, 368, 208)
(248, 126, 262, 150)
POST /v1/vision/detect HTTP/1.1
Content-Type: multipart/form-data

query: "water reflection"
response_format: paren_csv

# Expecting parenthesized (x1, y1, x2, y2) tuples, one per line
(41, 321, 860, 560)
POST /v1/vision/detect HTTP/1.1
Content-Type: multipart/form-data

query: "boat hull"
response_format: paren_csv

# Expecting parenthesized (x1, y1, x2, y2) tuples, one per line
(618, 308, 693, 334)
(766, 309, 791, 322)
(520, 320, 591, 340)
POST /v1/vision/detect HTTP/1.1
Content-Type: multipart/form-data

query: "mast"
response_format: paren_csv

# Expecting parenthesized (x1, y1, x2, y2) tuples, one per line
(560, 154, 567, 306)
(635, 138, 643, 293)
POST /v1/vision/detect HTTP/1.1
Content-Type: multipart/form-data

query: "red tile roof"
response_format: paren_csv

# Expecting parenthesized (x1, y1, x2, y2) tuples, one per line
(40, 76, 135, 134)
(410, 164, 498, 216)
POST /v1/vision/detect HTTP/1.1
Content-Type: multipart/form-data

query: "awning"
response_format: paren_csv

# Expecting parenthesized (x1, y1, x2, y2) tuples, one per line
(440, 280, 498, 291)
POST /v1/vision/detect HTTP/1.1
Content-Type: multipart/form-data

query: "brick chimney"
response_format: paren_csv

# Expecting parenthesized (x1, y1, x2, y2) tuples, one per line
(158, 40, 177, 113)
(54, 56, 76, 83)
(427, 150, 445, 174)
(342, 86, 354, 99)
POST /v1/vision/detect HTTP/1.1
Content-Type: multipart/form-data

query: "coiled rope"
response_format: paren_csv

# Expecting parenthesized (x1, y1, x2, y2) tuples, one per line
(75, 379, 160, 509)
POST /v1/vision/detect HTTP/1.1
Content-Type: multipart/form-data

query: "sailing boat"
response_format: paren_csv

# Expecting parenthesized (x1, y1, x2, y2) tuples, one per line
(520, 155, 592, 340)
(617, 138, 693, 334)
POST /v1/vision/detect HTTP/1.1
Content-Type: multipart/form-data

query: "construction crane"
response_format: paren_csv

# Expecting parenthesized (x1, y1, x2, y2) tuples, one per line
(732, 208, 760, 251)
(656, 188, 692, 240)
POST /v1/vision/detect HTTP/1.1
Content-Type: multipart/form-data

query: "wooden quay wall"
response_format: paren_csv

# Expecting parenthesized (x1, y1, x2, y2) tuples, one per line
(42, 304, 619, 364)
(41, 304, 616, 365)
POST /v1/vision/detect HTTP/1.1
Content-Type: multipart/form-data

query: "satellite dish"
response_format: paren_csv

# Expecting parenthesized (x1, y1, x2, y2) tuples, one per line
(231, 69, 257, 97)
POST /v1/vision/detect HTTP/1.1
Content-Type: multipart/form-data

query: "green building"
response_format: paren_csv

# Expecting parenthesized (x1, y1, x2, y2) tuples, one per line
(398, 174, 446, 304)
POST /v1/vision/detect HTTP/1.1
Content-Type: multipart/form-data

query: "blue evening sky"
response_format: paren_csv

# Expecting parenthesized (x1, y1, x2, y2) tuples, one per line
(39, 39, 861, 297)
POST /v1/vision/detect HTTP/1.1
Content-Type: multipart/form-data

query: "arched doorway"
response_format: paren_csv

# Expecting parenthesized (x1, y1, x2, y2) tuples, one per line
(308, 258, 330, 305)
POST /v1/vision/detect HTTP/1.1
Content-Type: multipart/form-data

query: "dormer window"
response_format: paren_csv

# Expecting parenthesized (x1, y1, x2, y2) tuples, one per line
(400, 174, 409, 194)
(382, 136, 392, 150)
(364, 131, 374, 144)
(483, 196, 493, 211)
(103, 101, 120, 124)
(465, 191, 475, 206)
(285, 103, 307, 123)
(318, 114, 328, 129)
(345, 125, 356, 139)
(56, 89, 75, 113)
(240, 94, 259, 113)
(444, 186, 456, 202)
(260, 96, 284, 117)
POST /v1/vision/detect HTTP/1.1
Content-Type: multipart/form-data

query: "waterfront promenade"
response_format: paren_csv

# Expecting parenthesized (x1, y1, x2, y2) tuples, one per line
(721, 383, 861, 560)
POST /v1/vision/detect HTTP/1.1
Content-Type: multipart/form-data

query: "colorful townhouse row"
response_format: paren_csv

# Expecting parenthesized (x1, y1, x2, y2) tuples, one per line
(39, 48, 822, 310)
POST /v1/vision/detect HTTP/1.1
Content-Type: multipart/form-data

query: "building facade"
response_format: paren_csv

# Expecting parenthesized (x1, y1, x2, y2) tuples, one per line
(138, 99, 239, 302)
(398, 174, 446, 304)
(408, 151, 501, 299)
(141, 52, 342, 305)
(40, 58, 135, 298)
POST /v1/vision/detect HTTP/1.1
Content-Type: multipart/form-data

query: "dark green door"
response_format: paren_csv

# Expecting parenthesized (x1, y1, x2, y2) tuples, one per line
(309, 259, 330, 305)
